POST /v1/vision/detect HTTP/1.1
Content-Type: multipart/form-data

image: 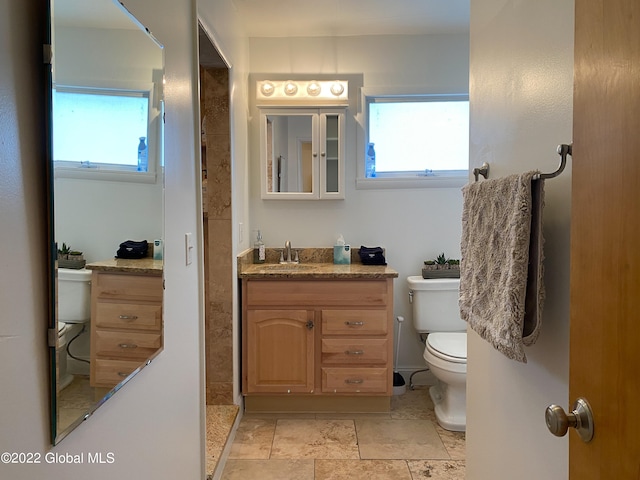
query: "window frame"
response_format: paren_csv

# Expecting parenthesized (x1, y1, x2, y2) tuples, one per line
(356, 88, 469, 189)
(52, 84, 160, 184)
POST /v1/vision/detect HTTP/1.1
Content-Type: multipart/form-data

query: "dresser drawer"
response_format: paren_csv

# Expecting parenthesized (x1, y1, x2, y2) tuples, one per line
(92, 272, 162, 302)
(321, 338, 388, 365)
(321, 309, 388, 335)
(321, 367, 389, 393)
(92, 358, 143, 388)
(94, 330, 162, 360)
(95, 302, 162, 331)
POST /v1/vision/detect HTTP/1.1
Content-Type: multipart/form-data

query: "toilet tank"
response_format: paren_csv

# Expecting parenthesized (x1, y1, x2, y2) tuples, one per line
(57, 268, 92, 323)
(407, 276, 466, 333)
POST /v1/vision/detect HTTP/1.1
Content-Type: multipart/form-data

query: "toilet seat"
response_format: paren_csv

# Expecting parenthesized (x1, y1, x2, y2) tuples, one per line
(426, 332, 467, 364)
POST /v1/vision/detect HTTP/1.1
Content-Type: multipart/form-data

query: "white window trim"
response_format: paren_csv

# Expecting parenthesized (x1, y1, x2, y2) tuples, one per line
(52, 83, 161, 184)
(356, 87, 469, 189)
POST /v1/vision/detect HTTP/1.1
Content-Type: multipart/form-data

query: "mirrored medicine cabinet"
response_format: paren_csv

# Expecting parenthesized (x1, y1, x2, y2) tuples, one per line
(256, 79, 348, 200)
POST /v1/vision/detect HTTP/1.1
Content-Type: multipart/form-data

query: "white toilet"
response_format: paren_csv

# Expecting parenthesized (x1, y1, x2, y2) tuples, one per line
(407, 276, 467, 432)
(57, 268, 92, 391)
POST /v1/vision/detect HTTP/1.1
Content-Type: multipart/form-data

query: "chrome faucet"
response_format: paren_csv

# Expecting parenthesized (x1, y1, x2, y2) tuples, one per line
(280, 240, 299, 264)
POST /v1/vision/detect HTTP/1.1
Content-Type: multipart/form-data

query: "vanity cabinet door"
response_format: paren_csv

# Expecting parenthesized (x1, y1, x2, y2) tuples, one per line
(319, 111, 345, 199)
(246, 309, 315, 394)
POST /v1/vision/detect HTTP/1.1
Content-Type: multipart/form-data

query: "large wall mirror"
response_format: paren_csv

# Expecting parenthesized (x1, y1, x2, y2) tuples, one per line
(48, 0, 164, 444)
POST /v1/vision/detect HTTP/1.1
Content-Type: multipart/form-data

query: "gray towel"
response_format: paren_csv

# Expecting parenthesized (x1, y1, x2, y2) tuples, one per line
(459, 171, 545, 363)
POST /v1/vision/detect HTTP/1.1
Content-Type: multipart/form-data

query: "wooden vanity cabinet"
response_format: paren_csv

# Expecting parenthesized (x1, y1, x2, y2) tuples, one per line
(242, 278, 394, 398)
(89, 271, 163, 388)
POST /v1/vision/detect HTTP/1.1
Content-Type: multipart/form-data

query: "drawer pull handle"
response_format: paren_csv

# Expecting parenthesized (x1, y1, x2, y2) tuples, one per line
(117, 372, 129, 377)
(345, 350, 364, 355)
(118, 343, 138, 349)
(344, 321, 364, 326)
(119, 315, 138, 321)
(345, 379, 364, 385)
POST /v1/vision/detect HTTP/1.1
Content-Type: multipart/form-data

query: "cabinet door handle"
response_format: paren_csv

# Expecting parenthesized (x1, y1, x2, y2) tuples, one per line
(344, 321, 364, 326)
(306, 320, 314, 330)
(118, 343, 138, 349)
(345, 379, 364, 385)
(345, 350, 364, 355)
(119, 315, 138, 321)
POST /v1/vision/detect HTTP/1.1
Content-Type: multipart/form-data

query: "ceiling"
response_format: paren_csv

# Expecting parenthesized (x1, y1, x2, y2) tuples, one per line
(54, 0, 469, 36)
(54, 0, 469, 67)
(201, 0, 469, 67)
(230, 0, 470, 37)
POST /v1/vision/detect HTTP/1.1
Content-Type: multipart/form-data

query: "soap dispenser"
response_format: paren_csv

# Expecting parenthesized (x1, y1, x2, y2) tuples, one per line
(253, 230, 265, 264)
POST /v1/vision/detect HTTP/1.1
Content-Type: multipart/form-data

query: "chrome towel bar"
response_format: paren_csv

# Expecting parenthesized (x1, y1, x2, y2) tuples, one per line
(473, 143, 573, 182)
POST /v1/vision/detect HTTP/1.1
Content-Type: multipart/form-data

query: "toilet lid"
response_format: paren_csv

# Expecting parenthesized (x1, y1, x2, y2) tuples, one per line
(427, 332, 467, 362)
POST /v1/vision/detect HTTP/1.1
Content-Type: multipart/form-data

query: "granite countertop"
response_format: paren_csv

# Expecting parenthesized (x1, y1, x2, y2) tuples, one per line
(238, 247, 398, 279)
(86, 258, 163, 275)
(239, 262, 398, 279)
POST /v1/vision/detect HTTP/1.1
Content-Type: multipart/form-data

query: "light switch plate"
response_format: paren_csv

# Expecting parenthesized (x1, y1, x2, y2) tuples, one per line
(185, 232, 193, 265)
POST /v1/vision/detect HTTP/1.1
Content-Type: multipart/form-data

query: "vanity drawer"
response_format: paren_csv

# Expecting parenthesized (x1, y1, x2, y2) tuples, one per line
(92, 272, 163, 302)
(246, 280, 389, 307)
(92, 358, 144, 388)
(95, 302, 162, 331)
(321, 338, 388, 365)
(94, 330, 162, 360)
(321, 309, 388, 335)
(321, 367, 388, 394)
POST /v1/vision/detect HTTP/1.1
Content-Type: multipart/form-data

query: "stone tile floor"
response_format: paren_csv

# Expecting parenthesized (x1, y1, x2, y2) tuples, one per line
(216, 386, 465, 480)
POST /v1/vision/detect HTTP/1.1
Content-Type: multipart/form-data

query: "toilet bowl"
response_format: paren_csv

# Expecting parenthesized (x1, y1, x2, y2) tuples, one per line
(57, 268, 92, 391)
(424, 332, 467, 431)
(57, 321, 84, 390)
(407, 276, 467, 432)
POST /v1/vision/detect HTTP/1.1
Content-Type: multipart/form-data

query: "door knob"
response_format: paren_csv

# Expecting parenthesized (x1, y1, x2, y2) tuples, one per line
(545, 397, 594, 443)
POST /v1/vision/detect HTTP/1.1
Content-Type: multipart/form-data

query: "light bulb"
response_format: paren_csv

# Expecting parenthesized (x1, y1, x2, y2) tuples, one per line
(284, 82, 298, 95)
(260, 82, 275, 96)
(330, 82, 344, 96)
(307, 82, 321, 96)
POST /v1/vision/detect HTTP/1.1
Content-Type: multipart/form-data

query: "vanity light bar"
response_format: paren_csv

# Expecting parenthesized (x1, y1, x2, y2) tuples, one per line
(256, 80, 348, 105)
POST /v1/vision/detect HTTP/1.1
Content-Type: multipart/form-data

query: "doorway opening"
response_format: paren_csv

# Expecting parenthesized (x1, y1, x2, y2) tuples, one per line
(198, 23, 238, 478)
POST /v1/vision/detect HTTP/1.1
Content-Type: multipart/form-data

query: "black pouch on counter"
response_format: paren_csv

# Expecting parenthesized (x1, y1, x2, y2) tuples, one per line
(358, 246, 387, 265)
(116, 240, 148, 259)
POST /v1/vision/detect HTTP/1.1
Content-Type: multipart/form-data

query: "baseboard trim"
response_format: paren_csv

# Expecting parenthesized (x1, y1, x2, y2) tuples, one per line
(244, 395, 391, 413)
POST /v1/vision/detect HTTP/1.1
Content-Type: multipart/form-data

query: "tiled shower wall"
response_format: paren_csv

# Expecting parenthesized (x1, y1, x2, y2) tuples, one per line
(201, 66, 234, 404)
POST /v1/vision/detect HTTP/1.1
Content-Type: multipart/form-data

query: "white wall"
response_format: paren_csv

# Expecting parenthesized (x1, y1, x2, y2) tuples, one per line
(0, 0, 246, 478)
(248, 34, 470, 373)
(467, 1, 574, 479)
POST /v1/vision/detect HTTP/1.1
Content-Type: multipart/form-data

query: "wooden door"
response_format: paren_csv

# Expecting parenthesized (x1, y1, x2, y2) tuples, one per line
(246, 309, 315, 393)
(570, 0, 640, 477)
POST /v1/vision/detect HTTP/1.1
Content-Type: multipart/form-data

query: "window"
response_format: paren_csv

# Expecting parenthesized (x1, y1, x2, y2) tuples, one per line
(359, 93, 469, 188)
(53, 86, 154, 180)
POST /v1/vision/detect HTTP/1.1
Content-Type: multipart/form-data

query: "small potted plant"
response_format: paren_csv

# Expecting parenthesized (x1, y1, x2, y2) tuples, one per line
(57, 243, 86, 269)
(422, 252, 460, 279)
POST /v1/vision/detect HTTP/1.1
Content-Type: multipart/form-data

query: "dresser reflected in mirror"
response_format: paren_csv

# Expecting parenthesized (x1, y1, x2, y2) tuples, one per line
(49, 0, 164, 444)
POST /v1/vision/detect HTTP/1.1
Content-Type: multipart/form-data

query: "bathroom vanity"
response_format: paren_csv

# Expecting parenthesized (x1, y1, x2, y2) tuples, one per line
(239, 250, 398, 412)
(86, 259, 163, 390)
